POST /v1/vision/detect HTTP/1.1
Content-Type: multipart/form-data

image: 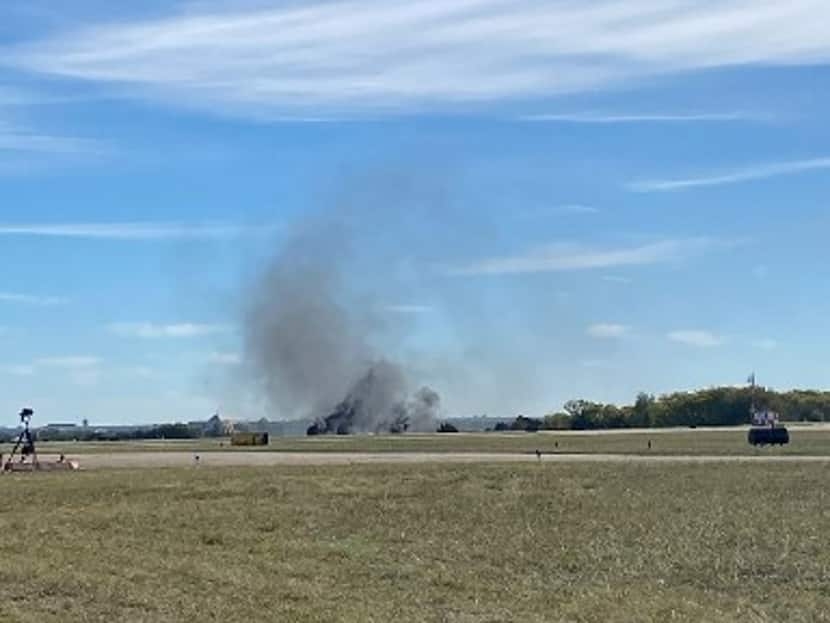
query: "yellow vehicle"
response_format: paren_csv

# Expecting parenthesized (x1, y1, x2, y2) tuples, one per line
(230, 432, 269, 447)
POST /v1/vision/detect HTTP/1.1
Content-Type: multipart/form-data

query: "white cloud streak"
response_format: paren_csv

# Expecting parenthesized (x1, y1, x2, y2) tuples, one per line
(447, 237, 714, 276)
(667, 330, 723, 347)
(383, 304, 434, 314)
(0, 130, 104, 155)
(0, 116, 105, 158)
(602, 275, 632, 284)
(587, 323, 629, 338)
(0, 291, 68, 305)
(752, 338, 778, 350)
(520, 112, 761, 123)
(8, 0, 830, 116)
(208, 352, 242, 365)
(3, 357, 102, 381)
(125, 365, 155, 378)
(552, 204, 599, 215)
(580, 359, 616, 369)
(3, 365, 35, 376)
(0, 222, 274, 240)
(69, 368, 101, 387)
(35, 356, 101, 368)
(629, 157, 830, 192)
(108, 322, 232, 338)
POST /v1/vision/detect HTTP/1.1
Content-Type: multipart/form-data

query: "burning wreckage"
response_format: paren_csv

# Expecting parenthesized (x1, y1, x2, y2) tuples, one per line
(306, 363, 440, 435)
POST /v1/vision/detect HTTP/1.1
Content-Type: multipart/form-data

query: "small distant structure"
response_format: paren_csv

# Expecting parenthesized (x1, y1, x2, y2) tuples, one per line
(747, 373, 789, 446)
(231, 432, 269, 447)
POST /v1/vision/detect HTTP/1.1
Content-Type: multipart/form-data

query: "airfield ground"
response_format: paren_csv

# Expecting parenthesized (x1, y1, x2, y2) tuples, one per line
(24, 424, 830, 458)
(15, 450, 830, 470)
(0, 429, 827, 622)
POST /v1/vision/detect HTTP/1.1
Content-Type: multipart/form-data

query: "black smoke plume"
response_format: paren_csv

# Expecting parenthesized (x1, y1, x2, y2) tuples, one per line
(244, 216, 440, 433)
(307, 362, 440, 435)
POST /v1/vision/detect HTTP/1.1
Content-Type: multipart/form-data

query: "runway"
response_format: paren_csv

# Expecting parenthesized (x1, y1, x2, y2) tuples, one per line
(28, 451, 830, 470)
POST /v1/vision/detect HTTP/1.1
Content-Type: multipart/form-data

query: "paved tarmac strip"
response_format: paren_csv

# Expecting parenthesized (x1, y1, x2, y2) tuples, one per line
(25, 452, 830, 470)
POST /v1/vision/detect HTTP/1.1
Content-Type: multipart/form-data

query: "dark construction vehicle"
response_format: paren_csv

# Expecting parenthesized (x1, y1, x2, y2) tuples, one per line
(747, 425, 789, 446)
(746, 374, 789, 447)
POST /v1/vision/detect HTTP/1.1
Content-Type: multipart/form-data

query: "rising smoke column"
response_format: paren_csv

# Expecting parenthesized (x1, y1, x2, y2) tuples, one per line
(243, 217, 440, 432)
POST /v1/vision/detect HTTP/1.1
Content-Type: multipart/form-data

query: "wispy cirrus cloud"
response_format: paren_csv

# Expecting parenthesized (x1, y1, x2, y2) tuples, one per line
(667, 330, 724, 348)
(586, 323, 629, 338)
(383, 304, 434, 314)
(0, 221, 275, 240)
(208, 352, 242, 365)
(3, 364, 35, 376)
(551, 204, 599, 215)
(447, 237, 715, 276)
(108, 322, 232, 339)
(629, 157, 830, 192)
(4, 355, 103, 385)
(0, 128, 105, 155)
(7, 0, 830, 117)
(0, 117, 106, 176)
(0, 113, 106, 162)
(602, 275, 632, 284)
(519, 112, 763, 124)
(580, 359, 616, 369)
(35, 356, 101, 368)
(752, 338, 778, 350)
(0, 291, 68, 305)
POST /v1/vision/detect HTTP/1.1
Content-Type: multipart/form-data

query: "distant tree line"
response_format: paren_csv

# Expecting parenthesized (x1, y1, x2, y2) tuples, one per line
(27, 414, 272, 443)
(498, 387, 830, 431)
(12, 386, 830, 442)
(24, 423, 203, 443)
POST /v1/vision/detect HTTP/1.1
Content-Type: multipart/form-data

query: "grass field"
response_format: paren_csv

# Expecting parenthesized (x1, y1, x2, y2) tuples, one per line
(23, 426, 830, 457)
(0, 462, 827, 622)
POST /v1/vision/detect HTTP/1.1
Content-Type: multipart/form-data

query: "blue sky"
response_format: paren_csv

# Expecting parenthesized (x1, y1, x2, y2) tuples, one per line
(1, 0, 829, 425)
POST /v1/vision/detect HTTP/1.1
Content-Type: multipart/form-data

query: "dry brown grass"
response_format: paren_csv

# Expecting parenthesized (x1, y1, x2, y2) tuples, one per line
(0, 462, 828, 622)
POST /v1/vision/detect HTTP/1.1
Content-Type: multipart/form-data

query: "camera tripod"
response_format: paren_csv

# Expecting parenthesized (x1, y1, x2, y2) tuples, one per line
(4, 408, 38, 470)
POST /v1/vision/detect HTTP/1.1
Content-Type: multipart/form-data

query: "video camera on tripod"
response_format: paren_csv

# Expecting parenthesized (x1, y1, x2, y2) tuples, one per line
(2, 407, 79, 472)
(3, 407, 38, 468)
(18, 408, 35, 456)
